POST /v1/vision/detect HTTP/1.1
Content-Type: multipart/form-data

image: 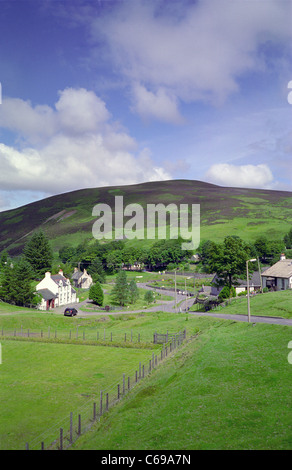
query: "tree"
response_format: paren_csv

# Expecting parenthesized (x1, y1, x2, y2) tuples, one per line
(110, 270, 129, 306)
(209, 236, 251, 289)
(197, 240, 220, 272)
(284, 228, 292, 249)
(89, 282, 104, 306)
(218, 285, 236, 302)
(254, 236, 269, 259)
(23, 230, 53, 278)
(59, 245, 76, 264)
(128, 279, 139, 304)
(87, 257, 106, 283)
(144, 290, 154, 304)
(0, 258, 40, 306)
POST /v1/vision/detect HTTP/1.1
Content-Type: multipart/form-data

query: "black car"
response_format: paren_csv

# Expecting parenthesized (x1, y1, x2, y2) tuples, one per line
(64, 307, 78, 317)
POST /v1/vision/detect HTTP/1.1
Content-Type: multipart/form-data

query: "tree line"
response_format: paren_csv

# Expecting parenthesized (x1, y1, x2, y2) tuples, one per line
(0, 233, 190, 307)
(0, 231, 53, 307)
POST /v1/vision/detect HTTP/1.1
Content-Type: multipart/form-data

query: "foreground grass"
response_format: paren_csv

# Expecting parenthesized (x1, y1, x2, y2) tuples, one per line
(72, 318, 292, 450)
(0, 341, 157, 450)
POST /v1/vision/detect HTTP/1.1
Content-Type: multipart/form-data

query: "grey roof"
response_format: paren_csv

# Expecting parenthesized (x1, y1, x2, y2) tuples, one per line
(37, 288, 57, 300)
(51, 274, 69, 286)
(212, 269, 269, 288)
(72, 270, 83, 280)
(261, 259, 292, 279)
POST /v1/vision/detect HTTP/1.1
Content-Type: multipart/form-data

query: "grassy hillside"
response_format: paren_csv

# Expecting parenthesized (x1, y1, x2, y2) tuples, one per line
(0, 179, 291, 255)
(72, 317, 292, 450)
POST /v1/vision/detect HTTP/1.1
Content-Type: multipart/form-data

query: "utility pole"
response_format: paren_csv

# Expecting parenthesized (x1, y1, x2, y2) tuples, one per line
(175, 268, 177, 313)
(246, 258, 257, 323)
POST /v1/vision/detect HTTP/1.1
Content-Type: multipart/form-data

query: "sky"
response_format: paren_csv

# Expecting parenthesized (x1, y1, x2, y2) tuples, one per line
(0, 0, 291, 212)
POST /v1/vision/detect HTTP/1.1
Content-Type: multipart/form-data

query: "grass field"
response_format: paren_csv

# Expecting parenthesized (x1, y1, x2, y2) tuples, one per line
(190, 289, 292, 319)
(0, 340, 158, 450)
(72, 318, 292, 450)
(1, 289, 292, 450)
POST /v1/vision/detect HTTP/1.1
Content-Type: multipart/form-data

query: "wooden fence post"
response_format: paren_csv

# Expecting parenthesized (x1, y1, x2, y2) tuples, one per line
(93, 402, 96, 421)
(70, 412, 73, 443)
(100, 391, 103, 416)
(117, 384, 120, 400)
(59, 428, 63, 450)
(78, 414, 81, 436)
(123, 374, 125, 394)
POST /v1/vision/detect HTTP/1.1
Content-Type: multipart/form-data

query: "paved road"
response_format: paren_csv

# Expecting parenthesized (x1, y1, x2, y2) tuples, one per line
(53, 281, 292, 327)
(188, 311, 292, 326)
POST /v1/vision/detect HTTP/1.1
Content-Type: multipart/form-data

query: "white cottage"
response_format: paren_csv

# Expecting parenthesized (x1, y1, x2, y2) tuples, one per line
(36, 269, 78, 310)
(71, 268, 93, 289)
(261, 255, 292, 291)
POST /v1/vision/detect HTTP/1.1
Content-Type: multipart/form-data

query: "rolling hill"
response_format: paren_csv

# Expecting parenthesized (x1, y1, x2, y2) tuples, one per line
(0, 179, 292, 255)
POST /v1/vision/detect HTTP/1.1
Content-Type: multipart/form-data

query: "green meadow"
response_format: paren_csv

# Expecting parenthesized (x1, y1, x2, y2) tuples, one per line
(1, 289, 292, 450)
(191, 289, 292, 319)
(73, 318, 292, 451)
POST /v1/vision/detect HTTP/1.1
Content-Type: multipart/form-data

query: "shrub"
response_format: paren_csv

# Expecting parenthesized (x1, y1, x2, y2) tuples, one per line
(219, 285, 236, 301)
(89, 282, 104, 306)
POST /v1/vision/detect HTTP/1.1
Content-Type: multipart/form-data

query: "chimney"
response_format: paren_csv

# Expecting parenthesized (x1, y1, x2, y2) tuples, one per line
(59, 269, 64, 276)
(280, 253, 286, 261)
(45, 272, 51, 278)
(74, 267, 78, 272)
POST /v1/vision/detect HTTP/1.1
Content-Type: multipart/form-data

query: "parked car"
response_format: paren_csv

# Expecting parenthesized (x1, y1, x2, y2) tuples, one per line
(64, 307, 78, 317)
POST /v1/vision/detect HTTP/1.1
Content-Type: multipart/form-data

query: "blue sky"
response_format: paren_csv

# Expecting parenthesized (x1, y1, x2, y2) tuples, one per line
(0, 0, 291, 212)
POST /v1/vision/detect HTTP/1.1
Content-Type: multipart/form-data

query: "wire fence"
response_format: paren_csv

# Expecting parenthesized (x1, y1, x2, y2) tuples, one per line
(22, 328, 191, 450)
(0, 325, 156, 347)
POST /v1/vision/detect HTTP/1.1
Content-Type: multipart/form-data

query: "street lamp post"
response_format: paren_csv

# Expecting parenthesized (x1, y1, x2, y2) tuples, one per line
(246, 258, 257, 323)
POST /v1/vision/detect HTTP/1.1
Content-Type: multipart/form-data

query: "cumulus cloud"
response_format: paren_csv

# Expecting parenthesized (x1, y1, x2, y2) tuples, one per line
(205, 163, 274, 189)
(90, 0, 292, 121)
(131, 84, 184, 124)
(0, 88, 171, 195)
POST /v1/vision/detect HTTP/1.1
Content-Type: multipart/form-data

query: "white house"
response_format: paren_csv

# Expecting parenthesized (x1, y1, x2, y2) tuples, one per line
(261, 254, 292, 291)
(71, 268, 93, 289)
(36, 269, 78, 310)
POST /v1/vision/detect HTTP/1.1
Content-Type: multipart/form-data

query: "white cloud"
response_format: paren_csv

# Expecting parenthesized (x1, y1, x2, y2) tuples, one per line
(205, 163, 274, 189)
(0, 88, 171, 195)
(91, 0, 292, 121)
(131, 84, 184, 124)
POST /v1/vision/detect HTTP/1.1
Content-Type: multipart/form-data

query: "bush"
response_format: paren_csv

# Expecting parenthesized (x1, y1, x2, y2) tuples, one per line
(144, 290, 155, 304)
(219, 285, 236, 301)
(89, 282, 104, 306)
